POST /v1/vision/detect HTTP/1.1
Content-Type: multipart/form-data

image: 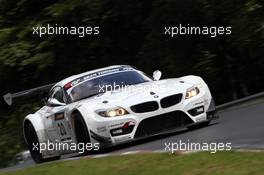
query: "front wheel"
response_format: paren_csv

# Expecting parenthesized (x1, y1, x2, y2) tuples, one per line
(73, 111, 91, 155)
(24, 120, 60, 163)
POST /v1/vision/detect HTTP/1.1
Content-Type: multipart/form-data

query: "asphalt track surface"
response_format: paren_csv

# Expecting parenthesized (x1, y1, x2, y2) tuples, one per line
(111, 102, 264, 152)
(2, 102, 264, 172)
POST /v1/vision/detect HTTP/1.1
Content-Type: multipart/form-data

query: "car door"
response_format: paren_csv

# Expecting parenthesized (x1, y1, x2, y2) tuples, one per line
(45, 86, 74, 154)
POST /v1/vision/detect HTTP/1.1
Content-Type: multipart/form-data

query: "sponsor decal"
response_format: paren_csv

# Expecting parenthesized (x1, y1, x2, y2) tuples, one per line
(63, 66, 134, 90)
(194, 101, 204, 106)
(55, 112, 64, 120)
(97, 126, 107, 133)
(109, 122, 125, 129)
(110, 121, 136, 137)
(110, 121, 136, 129)
(123, 121, 136, 127)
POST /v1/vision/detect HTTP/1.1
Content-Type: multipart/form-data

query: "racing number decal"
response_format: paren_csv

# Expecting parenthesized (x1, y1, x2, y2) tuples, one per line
(57, 122, 67, 136)
(54, 113, 69, 138)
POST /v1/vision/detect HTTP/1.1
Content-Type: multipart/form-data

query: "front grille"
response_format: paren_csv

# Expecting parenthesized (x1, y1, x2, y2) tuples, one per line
(160, 94, 183, 108)
(135, 111, 193, 138)
(131, 101, 159, 113)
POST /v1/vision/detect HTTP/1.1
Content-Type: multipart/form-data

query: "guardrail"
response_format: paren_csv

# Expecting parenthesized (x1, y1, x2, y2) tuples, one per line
(216, 91, 264, 111)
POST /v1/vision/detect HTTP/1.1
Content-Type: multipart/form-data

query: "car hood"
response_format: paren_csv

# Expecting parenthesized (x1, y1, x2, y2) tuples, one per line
(76, 78, 194, 110)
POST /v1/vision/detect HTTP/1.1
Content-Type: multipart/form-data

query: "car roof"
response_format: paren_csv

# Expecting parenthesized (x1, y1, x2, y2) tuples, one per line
(53, 65, 134, 88)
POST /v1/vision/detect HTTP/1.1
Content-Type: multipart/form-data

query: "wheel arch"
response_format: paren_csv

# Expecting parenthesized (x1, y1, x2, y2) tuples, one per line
(23, 114, 45, 145)
(69, 107, 91, 142)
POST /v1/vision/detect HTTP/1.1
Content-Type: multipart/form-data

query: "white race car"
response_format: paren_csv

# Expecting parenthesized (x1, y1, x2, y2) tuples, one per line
(4, 65, 217, 163)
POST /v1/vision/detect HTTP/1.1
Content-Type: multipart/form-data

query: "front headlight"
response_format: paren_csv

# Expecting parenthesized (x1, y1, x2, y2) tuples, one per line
(185, 86, 200, 99)
(97, 107, 129, 117)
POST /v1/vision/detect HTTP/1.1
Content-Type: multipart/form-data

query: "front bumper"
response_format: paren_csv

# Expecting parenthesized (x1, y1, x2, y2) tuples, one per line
(88, 96, 217, 146)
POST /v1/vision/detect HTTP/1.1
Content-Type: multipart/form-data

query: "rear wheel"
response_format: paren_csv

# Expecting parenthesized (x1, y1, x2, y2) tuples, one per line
(24, 120, 60, 163)
(73, 112, 91, 155)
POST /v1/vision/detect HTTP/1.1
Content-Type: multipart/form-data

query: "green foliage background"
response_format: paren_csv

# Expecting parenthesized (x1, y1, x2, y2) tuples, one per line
(0, 0, 263, 167)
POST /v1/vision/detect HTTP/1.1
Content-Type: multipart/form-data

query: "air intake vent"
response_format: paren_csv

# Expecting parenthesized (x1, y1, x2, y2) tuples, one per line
(131, 101, 159, 113)
(160, 94, 182, 108)
(135, 111, 193, 138)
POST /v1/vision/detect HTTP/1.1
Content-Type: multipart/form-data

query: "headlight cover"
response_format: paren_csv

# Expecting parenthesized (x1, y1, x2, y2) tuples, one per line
(185, 86, 200, 99)
(97, 107, 129, 117)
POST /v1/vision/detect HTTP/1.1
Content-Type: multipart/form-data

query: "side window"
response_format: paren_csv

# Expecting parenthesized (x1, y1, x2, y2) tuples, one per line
(50, 87, 66, 103)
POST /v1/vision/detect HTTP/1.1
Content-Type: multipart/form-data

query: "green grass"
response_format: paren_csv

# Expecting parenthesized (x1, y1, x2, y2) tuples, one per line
(2, 151, 264, 175)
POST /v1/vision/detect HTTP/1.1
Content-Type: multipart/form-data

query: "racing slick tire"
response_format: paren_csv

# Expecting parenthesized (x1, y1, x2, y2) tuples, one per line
(73, 111, 91, 155)
(24, 120, 60, 163)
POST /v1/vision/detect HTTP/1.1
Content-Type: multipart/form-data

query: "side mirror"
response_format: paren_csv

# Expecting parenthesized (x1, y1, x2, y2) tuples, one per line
(153, 70, 162, 81)
(47, 98, 66, 107)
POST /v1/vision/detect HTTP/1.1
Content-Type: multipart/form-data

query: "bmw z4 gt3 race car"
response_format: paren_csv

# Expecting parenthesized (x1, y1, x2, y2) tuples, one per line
(3, 65, 217, 163)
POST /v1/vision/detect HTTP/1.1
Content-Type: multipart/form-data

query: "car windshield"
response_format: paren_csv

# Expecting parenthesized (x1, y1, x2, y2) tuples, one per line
(68, 70, 152, 102)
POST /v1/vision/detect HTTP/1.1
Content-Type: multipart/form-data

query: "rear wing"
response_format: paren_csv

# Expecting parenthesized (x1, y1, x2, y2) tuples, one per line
(3, 83, 55, 106)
